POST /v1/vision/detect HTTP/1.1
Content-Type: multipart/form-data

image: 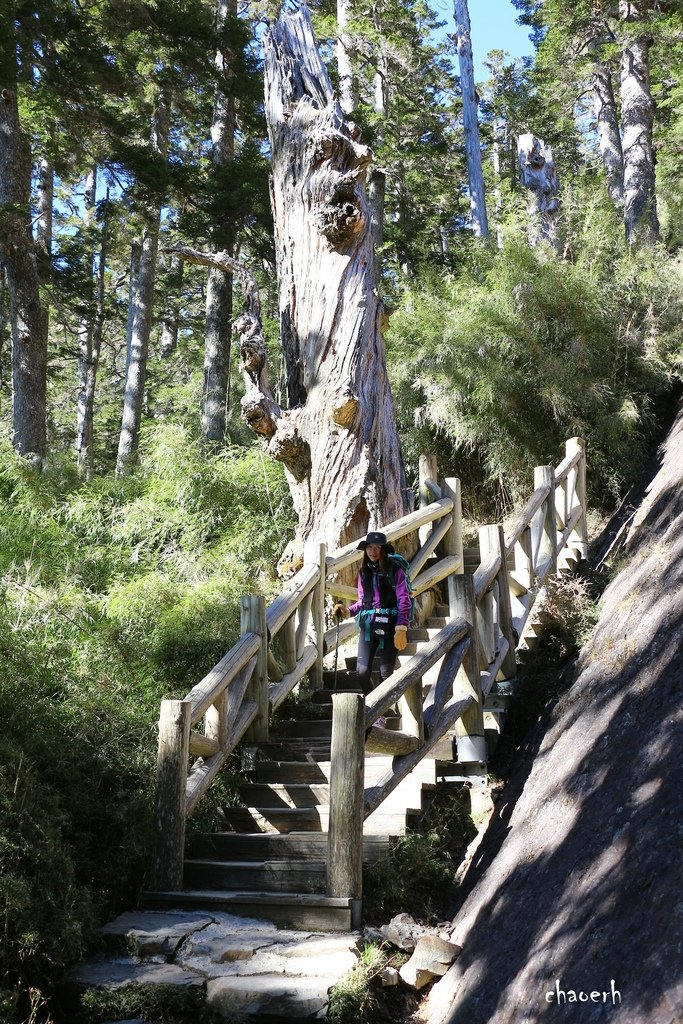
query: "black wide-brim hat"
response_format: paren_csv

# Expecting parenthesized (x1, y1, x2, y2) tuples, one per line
(357, 531, 395, 554)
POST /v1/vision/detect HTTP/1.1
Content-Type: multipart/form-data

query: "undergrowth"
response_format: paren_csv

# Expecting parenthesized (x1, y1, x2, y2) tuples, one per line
(0, 425, 295, 1023)
(363, 788, 477, 925)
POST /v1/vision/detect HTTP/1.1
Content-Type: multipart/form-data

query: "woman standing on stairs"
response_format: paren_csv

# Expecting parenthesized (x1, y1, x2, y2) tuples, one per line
(333, 532, 412, 695)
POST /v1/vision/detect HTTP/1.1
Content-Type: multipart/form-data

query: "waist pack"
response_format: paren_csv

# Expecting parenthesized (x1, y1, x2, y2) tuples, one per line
(358, 607, 397, 648)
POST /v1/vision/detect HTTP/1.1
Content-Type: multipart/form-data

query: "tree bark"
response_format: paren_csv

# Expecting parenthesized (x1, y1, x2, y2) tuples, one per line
(454, 0, 489, 239)
(116, 83, 170, 475)
(592, 60, 625, 209)
(76, 177, 108, 481)
(262, 6, 408, 565)
(619, 0, 658, 246)
(76, 167, 97, 477)
(159, 252, 183, 358)
(368, 15, 387, 257)
(337, 0, 358, 116)
(0, 83, 47, 462)
(35, 155, 53, 284)
(517, 132, 561, 250)
(202, 0, 237, 442)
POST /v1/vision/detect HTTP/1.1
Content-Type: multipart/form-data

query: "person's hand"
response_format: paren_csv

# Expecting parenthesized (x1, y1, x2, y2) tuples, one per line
(332, 604, 348, 621)
(394, 625, 408, 651)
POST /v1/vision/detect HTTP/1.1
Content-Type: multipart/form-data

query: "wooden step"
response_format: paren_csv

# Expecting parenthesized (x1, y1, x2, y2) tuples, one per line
(218, 805, 411, 835)
(271, 719, 332, 738)
(187, 831, 391, 864)
(183, 858, 327, 894)
(139, 889, 359, 931)
(240, 783, 330, 807)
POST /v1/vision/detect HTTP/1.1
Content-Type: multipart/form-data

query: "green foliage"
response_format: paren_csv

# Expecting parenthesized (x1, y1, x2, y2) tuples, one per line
(388, 218, 682, 513)
(362, 790, 476, 924)
(327, 942, 405, 1024)
(0, 427, 294, 1020)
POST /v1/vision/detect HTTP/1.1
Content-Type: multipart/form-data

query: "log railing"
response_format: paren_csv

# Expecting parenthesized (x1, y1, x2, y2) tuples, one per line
(151, 437, 587, 899)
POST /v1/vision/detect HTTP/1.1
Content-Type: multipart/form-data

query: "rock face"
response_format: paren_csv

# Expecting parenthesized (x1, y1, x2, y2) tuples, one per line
(427, 404, 683, 1024)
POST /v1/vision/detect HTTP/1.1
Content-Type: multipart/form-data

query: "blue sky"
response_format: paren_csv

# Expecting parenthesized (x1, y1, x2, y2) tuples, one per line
(432, 0, 536, 81)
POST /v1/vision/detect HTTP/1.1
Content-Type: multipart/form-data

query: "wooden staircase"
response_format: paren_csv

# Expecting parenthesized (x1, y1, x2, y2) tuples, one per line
(142, 622, 446, 932)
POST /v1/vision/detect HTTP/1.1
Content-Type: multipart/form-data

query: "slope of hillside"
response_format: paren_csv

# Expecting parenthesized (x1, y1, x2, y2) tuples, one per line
(425, 404, 683, 1024)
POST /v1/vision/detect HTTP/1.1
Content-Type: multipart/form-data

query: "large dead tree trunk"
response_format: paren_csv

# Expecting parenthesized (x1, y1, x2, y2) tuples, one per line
(261, 6, 408, 564)
(619, 0, 659, 246)
(517, 132, 560, 250)
(0, 82, 47, 462)
(454, 0, 489, 239)
(592, 59, 625, 209)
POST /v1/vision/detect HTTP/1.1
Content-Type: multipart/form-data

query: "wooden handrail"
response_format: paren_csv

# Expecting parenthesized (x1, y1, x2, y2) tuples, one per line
(152, 437, 588, 899)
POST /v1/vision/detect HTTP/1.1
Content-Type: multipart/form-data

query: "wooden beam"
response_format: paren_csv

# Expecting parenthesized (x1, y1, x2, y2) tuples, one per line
(325, 498, 454, 574)
(479, 523, 517, 680)
(423, 635, 471, 733)
(365, 727, 420, 755)
(269, 644, 318, 711)
(412, 554, 462, 597)
(266, 563, 319, 636)
(185, 631, 260, 724)
(151, 699, 191, 891)
(409, 513, 452, 578)
(504, 482, 551, 557)
(364, 617, 469, 727)
(328, 693, 365, 899)
(241, 596, 269, 743)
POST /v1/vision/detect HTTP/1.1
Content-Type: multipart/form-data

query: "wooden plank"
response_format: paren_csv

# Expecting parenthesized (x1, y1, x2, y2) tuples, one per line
(557, 503, 584, 554)
(241, 596, 269, 743)
(452, 575, 486, 763)
(364, 617, 469, 727)
(295, 590, 314, 661)
(323, 618, 357, 651)
(325, 498, 454, 574)
(205, 687, 227, 752)
(266, 563, 319, 636)
(363, 694, 473, 818)
(269, 644, 318, 711)
(409, 513, 453, 578)
(365, 727, 420, 755)
(325, 582, 357, 601)
(151, 699, 191, 891)
(533, 465, 557, 577)
(419, 454, 439, 546)
(186, 632, 260, 724)
(267, 649, 284, 683)
(278, 615, 297, 674)
(307, 541, 326, 689)
(423, 635, 471, 733)
(185, 701, 258, 816)
(480, 524, 517, 680)
(504, 482, 551, 556)
(327, 694, 364, 899)
(412, 554, 462, 597)
(226, 656, 257, 733)
(442, 479, 463, 617)
(479, 637, 510, 698)
(554, 445, 582, 484)
(188, 732, 220, 758)
(473, 554, 501, 603)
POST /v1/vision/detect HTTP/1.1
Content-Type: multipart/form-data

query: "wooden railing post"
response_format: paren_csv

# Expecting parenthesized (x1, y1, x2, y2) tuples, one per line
(419, 453, 439, 544)
(151, 698, 191, 891)
(533, 465, 557, 578)
(452, 576, 487, 764)
(327, 692, 364, 921)
(480, 524, 517, 679)
(241, 595, 269, 743)
(442, 477, 463, 618)
(305, 541, 326, 690)
(566, 436, 588, 559)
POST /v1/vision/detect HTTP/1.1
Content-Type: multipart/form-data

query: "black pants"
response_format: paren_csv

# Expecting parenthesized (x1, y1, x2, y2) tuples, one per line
(356, 630, 397, 695)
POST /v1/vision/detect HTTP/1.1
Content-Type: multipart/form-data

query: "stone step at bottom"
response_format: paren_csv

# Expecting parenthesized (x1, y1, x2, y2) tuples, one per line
(139, 889, 360, 932)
